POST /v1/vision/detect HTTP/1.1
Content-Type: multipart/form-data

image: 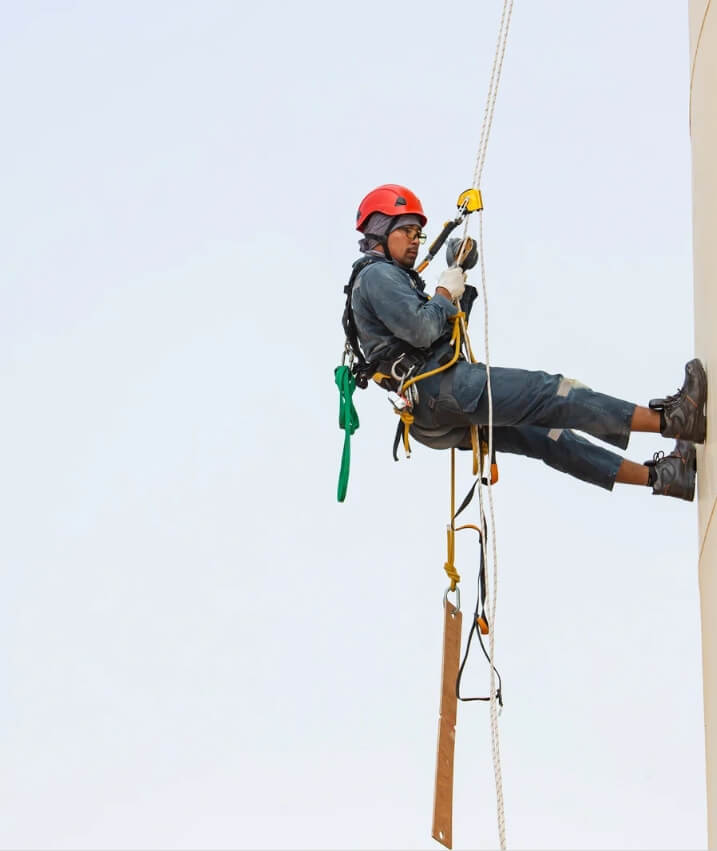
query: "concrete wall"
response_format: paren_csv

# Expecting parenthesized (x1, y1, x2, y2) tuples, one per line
(689, 0, 717, 844)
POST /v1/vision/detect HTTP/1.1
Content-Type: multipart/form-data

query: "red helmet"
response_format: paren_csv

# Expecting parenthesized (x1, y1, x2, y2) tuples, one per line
(356, 184, 427, 232)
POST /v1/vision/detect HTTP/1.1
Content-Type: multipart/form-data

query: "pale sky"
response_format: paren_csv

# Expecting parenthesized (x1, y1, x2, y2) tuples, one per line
(0, 2, 705, 849)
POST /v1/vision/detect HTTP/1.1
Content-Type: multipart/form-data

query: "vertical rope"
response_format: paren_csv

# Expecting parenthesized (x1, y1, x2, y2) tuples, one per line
(478, 208, 506, 850)
(472, 0, 515, 191)
(462, 2, 514, 848)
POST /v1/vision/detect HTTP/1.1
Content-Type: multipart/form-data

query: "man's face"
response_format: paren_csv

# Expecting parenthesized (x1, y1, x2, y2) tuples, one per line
(387, 224, 425, 268)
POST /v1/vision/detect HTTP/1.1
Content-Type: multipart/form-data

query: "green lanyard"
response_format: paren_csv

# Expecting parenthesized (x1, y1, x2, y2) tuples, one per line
(334, 365, 360, 502)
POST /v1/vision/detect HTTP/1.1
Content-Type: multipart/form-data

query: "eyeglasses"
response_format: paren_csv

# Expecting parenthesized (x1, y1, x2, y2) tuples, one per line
(396, 225, 427, 244)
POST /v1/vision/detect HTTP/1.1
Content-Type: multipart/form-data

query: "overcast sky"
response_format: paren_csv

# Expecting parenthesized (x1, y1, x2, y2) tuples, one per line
(0, 2, 706, 849)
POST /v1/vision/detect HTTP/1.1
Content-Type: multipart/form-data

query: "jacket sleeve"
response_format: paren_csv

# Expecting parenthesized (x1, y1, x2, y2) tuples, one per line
(359, 263, 458, 350)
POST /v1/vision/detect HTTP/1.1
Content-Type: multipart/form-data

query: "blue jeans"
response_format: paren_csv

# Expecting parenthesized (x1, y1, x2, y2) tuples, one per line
(411, 361, 636, 491)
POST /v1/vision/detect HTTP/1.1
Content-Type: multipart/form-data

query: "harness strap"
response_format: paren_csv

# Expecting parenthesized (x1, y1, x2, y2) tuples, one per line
(470, 426, 480, 476)
(392, 419, 403, 462)
(342, 257, 430, 389)
(390, 314, 468, 459)
(342, 256, 381, 388)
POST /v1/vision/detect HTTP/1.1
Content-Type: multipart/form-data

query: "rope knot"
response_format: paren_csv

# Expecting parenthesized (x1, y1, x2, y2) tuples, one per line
(443, 560, 461, 591)
(395, 409, 414, 457)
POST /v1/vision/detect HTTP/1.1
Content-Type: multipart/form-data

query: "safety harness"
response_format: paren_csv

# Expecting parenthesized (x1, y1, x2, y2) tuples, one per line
(340, 255, 433, 389)
(336, 189, 494, 497)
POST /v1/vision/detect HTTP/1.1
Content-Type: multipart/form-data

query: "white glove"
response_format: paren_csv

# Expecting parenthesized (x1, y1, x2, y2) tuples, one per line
(436, 267, 466, 301)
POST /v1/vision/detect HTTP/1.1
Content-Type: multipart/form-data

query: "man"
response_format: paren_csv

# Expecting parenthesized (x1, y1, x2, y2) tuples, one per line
(347, 184, 707, 501)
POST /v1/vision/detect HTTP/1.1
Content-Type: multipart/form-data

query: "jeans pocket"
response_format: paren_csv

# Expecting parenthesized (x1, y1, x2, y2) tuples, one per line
(450, 361, 485, 414)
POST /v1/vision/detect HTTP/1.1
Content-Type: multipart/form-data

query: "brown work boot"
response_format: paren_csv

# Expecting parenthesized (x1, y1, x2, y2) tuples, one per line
(649, 359, 707, 444)
(645, 440, 697, 501)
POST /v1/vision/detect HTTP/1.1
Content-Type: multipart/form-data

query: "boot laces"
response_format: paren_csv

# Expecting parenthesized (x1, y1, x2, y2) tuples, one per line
(652, 450, 665, 464)
(661, 387, 684, 408)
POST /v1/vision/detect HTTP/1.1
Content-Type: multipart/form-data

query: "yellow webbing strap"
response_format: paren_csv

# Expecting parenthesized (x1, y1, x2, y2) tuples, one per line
(470, 425, 480, 476)
(378, 309, 500, 486)
(401, 312, 465, 394)
(444, 448, 461, 591)
(444, 526, 460, 591)
(394, 313, 466, 458)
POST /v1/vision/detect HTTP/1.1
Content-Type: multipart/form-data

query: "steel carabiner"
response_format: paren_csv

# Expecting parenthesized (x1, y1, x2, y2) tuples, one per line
(341, 340, 355, 368)
(443, 585, 461, 613)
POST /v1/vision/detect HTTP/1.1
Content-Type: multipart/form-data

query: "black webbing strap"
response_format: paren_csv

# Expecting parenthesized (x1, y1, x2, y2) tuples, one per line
(342, 257, 377, 388)
(454, 476, 504, 706)
(392, 420, 403, 462)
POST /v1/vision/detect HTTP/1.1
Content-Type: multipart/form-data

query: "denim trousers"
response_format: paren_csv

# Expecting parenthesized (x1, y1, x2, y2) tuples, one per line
(411, 360, 636, 491)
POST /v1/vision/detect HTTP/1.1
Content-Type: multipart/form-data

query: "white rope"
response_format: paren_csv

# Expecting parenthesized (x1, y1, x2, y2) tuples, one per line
(472, 0, 515, 191)
(459, 2, 514, 848)
(478, 208, 507, 851)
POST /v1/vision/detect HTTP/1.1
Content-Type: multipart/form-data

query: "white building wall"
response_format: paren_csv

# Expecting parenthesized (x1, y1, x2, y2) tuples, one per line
(689, 1, 717, 845)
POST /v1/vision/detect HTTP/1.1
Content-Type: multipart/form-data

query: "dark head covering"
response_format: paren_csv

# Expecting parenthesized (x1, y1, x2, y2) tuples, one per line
(359, 213, 423, 253)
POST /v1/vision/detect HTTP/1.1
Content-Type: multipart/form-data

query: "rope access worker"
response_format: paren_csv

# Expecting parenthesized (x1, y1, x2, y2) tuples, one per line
(346, 184, 707, 501)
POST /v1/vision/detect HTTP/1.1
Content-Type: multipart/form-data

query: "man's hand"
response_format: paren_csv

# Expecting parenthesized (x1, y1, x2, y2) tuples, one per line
(435, 267, 466, 302)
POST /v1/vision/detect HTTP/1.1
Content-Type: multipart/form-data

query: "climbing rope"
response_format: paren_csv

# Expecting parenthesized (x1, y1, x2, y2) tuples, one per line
(471, 0, 515, 191)
(457, 1, 514, 847)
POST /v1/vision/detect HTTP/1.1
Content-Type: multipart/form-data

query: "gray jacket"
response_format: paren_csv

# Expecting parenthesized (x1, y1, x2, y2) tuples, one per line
(350, 254, 458, 364)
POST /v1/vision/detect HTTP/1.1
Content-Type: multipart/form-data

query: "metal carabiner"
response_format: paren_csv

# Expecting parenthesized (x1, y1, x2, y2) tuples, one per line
(443, 585, 461, 613)
(390, 353, 407, 380)
(341, 341, 354, 368)
(392, 356, 416, 395)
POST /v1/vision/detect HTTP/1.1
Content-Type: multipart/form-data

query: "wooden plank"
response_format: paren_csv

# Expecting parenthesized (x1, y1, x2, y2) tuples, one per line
(432, 600, 462, 849)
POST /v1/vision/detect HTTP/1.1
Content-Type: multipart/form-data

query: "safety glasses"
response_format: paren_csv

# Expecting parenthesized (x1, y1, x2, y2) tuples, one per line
(395, 225, 427, 244)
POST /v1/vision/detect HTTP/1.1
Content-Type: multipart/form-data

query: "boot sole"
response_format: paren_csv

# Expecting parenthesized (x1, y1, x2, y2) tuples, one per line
(681, 441, 697, 501)
(687, 358, 707, 444)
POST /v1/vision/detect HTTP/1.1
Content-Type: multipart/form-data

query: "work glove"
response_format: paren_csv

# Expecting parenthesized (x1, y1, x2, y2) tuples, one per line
(437, 266, 466, 302)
